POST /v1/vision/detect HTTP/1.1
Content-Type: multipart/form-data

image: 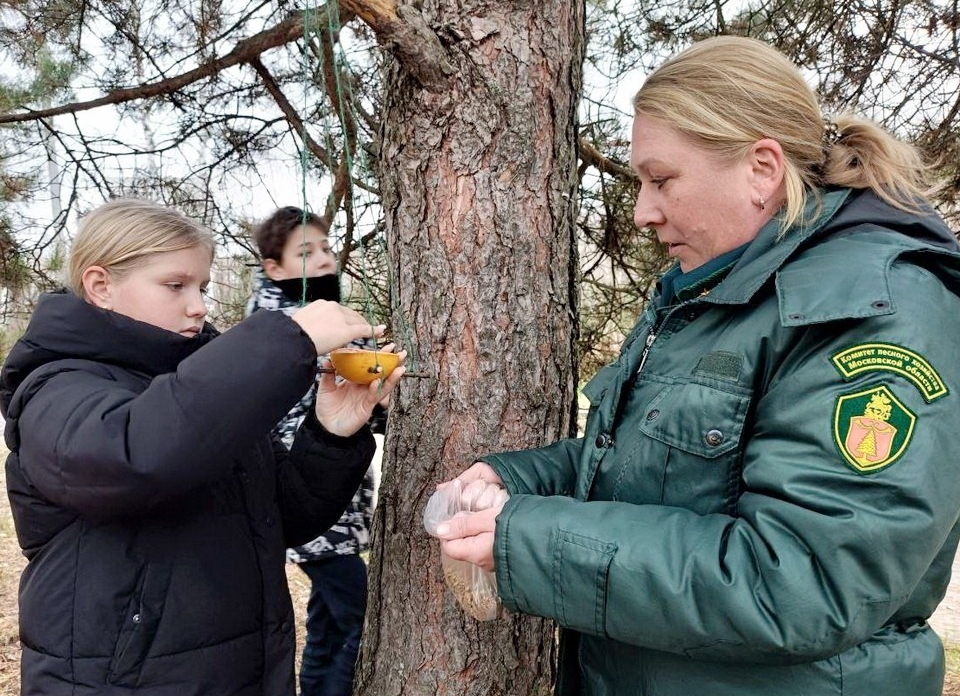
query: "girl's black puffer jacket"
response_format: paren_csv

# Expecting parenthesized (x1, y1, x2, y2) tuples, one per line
(1, 291, 374, 696)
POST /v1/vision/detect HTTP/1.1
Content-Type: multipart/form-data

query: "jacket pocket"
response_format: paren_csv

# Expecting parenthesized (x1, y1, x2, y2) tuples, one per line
(553, 530, 617, 636)
(107, 561, 170, 686)
(639, 380, 750, 457)
(636, 379, 752, 514)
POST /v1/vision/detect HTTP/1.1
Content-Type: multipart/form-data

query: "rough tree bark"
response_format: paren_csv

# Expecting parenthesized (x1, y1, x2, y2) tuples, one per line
(352, 1, 585, 694)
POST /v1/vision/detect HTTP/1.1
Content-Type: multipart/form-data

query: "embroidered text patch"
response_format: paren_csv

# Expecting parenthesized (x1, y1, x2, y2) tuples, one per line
(831, 343, 947, 402)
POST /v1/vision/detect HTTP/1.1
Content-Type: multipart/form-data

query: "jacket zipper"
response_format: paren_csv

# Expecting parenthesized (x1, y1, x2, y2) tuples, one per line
(636, 331, 656, 375)
(636, 299, 702, 376)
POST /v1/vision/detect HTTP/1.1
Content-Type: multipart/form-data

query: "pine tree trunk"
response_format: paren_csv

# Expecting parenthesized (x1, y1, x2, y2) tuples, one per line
(355, 1, 584, 694)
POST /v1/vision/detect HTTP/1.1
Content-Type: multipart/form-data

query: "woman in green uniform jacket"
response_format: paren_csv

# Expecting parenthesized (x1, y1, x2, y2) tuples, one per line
(435, 36, 960, 695)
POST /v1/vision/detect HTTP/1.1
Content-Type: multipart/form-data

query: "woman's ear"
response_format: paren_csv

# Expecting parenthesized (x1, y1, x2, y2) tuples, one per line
(80, 266, 113, 309)
(749, 138, 786, 198)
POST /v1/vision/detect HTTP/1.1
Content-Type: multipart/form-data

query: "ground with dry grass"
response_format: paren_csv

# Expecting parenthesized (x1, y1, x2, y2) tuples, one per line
(1, 441, 960, 694)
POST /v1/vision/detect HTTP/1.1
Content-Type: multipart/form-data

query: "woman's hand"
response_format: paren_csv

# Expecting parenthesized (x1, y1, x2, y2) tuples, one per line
(432, 464, 509, 573)
(438, 461, 503, 492)
(314, 349, 406, 437)
(436, 504, 504, 573)
(459, 478, 509, 511)
(291, 300, 385, 356)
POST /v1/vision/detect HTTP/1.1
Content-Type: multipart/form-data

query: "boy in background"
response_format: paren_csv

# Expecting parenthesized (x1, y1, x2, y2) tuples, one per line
(247, 206, 378, 696)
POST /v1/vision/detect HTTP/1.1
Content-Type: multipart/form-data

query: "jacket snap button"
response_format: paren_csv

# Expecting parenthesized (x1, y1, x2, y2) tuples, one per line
(595, 433, 613, 449)
(704, 429, 724, 446)
(646, 409, 660, 421)
(132, 613, 141, 624)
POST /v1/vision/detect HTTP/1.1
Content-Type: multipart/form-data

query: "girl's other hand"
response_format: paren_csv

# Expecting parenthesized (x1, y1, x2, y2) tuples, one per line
(314, 349, 406, 436)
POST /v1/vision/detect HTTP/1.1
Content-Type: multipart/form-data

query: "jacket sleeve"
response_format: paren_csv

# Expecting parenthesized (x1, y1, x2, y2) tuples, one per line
(274, 410, 375, 548)
(14, 311, 318, 519)
(494, 259, 960, 664)
(484, 438, 583, 497)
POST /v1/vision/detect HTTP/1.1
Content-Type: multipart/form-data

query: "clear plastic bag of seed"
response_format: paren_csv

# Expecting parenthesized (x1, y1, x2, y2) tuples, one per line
(423, 477, 508, 621)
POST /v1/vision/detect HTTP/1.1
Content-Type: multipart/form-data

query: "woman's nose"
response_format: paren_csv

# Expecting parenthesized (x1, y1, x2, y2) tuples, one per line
(633, 186, 664, 229)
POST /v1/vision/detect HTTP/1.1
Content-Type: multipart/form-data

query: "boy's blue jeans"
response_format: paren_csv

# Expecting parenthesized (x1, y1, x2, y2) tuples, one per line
(297, 554, 368, 696)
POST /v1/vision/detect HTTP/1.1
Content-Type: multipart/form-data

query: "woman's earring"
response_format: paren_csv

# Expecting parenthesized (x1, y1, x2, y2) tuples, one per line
(756, 195, 766, 211)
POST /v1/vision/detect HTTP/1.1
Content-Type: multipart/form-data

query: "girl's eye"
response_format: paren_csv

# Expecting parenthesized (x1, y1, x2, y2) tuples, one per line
(166, 283, 183, 291)
(200, 286, 210, 296)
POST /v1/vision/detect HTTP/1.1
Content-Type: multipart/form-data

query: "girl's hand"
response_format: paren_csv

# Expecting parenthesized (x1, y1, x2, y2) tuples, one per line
(291, 301, 385, 356)
(314, 350, 406, 436)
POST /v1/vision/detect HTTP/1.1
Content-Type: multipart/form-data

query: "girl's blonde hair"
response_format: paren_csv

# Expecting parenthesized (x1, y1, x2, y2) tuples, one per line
(68, 198, 215, 297)
(632, 35, 939, 231)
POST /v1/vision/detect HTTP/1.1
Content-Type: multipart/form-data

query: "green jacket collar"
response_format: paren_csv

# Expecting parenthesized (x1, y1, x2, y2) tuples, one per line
(706, 189, 851, 305)
(658, 242, 750, 307)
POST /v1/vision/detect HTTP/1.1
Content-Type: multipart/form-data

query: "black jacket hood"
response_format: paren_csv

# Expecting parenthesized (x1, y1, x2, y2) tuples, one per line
(1, 289, 218, 417)
(818, 188, 959, 251)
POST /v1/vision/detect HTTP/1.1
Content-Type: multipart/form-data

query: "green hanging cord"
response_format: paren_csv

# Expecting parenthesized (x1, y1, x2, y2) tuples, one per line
(298, 7, 320, 307)
(323, 2, 370, 317)
(303, 9, 346, 313)
(305, 4, 416, 384)
(382, 235, 421, 372)
(327, 22, 420, 375)
(318, 2, 388, 378)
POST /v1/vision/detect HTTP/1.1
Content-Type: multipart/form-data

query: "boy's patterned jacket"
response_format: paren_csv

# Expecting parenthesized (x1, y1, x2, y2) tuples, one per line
(246, 271, 374, 561)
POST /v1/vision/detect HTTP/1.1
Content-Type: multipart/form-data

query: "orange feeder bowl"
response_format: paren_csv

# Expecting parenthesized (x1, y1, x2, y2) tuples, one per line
(329, 348, 401, 384)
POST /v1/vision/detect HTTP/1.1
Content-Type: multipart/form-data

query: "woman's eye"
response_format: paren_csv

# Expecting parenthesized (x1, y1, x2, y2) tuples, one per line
(651, 177, 667, 187)
(200, 286, 210, 296)
(165, 283, 183, 291)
